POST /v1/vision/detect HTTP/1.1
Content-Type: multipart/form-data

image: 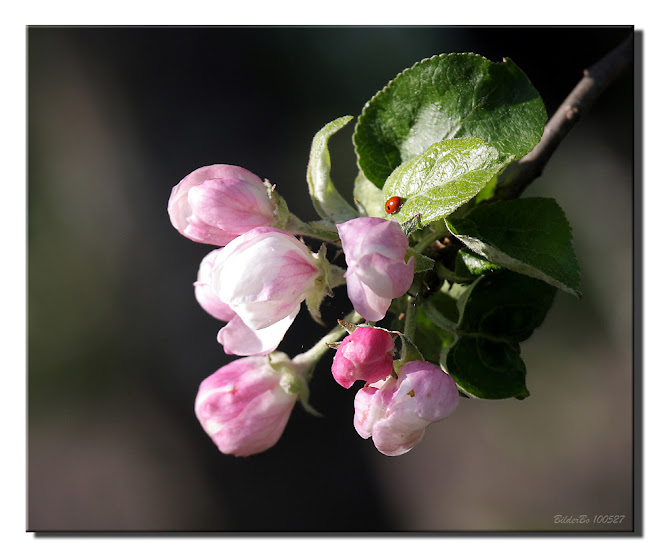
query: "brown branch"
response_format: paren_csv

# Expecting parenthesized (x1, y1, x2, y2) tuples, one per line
(494, 33, 633, 201)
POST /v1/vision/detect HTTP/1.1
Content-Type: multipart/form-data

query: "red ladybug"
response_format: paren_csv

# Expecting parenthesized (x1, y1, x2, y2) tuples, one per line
(385, 196, 402, 214)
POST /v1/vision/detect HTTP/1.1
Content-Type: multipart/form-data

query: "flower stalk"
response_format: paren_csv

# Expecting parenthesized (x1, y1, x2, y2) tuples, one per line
(284, 213, 340, 243)
(403, 276, 422, 341)
(293, 310, 362, 379)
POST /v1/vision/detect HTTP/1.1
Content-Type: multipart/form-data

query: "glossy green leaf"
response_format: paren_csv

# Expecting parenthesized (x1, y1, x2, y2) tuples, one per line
(440, 271, 556, 399)
(454, 248, 502, 277)
(446, 197, 581, 297)
(306, 116, 359, 223)
(354, 53, 547, 187)
(381, 138, 510, 229)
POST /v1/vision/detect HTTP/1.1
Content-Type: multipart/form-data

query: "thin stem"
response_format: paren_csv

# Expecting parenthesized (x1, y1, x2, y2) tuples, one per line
(294, 310, 362, 376)
(414, 222, 450, 254)
(285, 214, 340, 243)
(403, 296, 419, 339)
(494, 33, 633, 201)
(403, 277, 422, 340)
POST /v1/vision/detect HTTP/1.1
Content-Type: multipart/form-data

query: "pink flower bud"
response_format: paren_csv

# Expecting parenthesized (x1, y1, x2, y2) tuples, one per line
(212, 227, 321, 329)
(331, 326, 394, 389)
(194, 252, 295, 356)
(353, 361, 459, 456)
(216, 312, 297, 357)
(194, 353, 299, 457)
(168, 164, 277, 246)
(194, 249, 235, 322)
(208, 227, 324, 354)
(336, 217, 414, 322)
(194, 247, 299, 357)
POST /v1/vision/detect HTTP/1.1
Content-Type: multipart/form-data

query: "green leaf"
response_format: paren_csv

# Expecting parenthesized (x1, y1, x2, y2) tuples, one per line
(456, 271, 556, 343)
(474, 174, 500, 204)
(389, 297, 456, 365)
(446, 197, 581, 297)
(400, 214, 423, 236)
(423, 290, 461, 329)
(445, 337, 528, 399)
(454, 248, 502, 277)
(412, 308, 455, 365)
(435, 261, 475, 284)
(306, 116, 359, 223)
(441, 278, 474, 308)
(353, 169, 385, 218)
(393, 332, 425, 371)
(440, 271, 556, 399)
(381, 138, 510, 229)
(354, 53, 547, 187)
(406, 248, 435, 274)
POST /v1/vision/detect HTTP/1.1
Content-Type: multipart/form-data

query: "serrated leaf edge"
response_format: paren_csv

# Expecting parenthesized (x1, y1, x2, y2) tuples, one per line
(445, 199, 582, 298)
(353, 52, 545, 187)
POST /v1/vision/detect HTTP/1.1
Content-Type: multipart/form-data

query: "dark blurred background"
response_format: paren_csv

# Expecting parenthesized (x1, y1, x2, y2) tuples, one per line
(27, 26, 635, 532)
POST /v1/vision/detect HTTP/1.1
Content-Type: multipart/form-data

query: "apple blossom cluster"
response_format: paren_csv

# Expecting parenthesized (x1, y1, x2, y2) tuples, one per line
(169, 164, 459, 457)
